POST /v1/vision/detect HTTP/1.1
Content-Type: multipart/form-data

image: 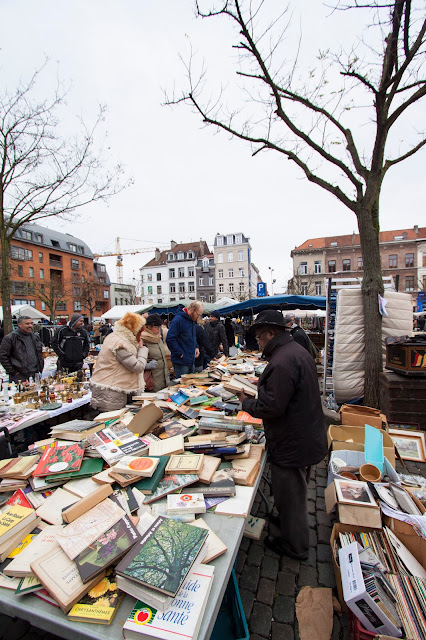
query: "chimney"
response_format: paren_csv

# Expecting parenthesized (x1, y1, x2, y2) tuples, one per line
(155, 248, 160, 261)
(200, 239, 204, 256)
(414, 225, 419, 234)
(170, 240, 177, 249)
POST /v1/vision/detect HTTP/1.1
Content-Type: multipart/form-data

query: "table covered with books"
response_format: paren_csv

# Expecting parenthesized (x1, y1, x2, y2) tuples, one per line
(0, 354, 268, 640)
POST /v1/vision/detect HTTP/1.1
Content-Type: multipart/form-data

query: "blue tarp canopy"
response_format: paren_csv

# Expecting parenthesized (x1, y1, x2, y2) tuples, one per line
(214, 295, 327, 316)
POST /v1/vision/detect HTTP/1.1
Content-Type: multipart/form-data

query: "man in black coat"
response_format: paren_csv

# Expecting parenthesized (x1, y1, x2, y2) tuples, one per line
(284, 314, 313, 355)
(0, 316, 44, 382)
(238, 310, 327, 560)
(51, 314, 90, 372)
(204, 311, 229, 356)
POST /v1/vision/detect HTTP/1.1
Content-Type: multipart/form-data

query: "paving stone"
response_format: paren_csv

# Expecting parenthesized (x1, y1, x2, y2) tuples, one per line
(257, 577, 276, 606)
(261, 554, 279, 580)
(241, 564, 260, 592)
(308, 479, 316, 489)
(272, 622, 295, 640)
(280, 554, 300, 574)
(332, 614, 342, 640)
(316, 497, 326, 511)
(239, 536, 251, 552)
(307, 488, 316, 500)
(249, 635, 265, 640)
(309, 528, 317, 547)
(316, 510, 331, 526)
(316, 475, 327, 487)
(308, 514, 316, 529)
(300, 546, 316, 567)
(316, 486, 325, 497)
(316, 467, 327, 477)
(250, 602, 272, 637)
(247, 543, 264, 566)
(317, 543, 332, 563)
(239, 587, 255, 618)
(318, 562, 336, 588)
(318, 524, 332, 544)
(235, 549, 247, 574)
(273, 595, 295, 624)
(307, 500, 316, 515)
(298, 565, 318, 587)
(277, 571, 296, 596)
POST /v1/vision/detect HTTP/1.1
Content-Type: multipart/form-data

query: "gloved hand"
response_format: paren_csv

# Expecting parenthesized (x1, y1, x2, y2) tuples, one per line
(145, 359, 158, 370)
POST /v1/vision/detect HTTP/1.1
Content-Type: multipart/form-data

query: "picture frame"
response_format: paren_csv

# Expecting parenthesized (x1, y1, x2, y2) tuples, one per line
(335, 479, 376, 507)
(388, 429, 426, 462)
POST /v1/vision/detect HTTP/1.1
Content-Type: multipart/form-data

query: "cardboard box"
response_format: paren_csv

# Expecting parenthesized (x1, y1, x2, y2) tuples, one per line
(327, 425, 396, 468)
(325, 481, 382, 529)
(340, 404, 386, 430)
(328, 451, 399, 487)
(62, 484, 113, 523)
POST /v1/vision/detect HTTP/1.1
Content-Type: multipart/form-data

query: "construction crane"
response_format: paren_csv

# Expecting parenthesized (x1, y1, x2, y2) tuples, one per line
(93, 237, 169, 284)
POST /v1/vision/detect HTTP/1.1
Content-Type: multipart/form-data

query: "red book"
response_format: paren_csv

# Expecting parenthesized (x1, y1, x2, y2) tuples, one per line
(32, 443, 84, 478)
(6, 489, 33, 510)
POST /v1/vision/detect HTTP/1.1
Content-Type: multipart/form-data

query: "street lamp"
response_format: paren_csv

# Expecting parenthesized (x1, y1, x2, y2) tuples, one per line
(268, 267, 276, 296)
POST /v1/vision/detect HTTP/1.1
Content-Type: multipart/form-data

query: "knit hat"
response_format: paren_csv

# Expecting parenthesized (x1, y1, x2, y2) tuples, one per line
(146, 313, 162, 327)
(116, 312, 146, 336)
(70, 313, 84, 328)
(210, 310, 221, 320)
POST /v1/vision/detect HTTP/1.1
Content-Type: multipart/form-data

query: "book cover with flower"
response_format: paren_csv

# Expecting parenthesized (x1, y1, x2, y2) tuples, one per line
(67, 568, 124, 624)
(75, 515, 140, 583)
(32, 443, 84, 477)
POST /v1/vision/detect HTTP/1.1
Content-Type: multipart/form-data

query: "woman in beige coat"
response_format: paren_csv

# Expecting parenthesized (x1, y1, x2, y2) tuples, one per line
(141, 314, 170, 392)
(90, 312, 148, 412)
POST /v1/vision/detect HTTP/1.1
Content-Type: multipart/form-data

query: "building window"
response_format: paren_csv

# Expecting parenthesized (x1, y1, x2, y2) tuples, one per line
(73, 301, 81, 311)
(71, 259, 79, 270)
(81, 262, 85, 271)
(229, 283, 234, 292)
(170, 297, 176, 302)
(235, 234, 242, 244)
(21, 230, 32, 241)
(239, 282, 245, 292)
(18, 265, 23, 277)
(39, 269, 44, 279)
(342, 259, 351, 271)
(228, 252, 233, 262)
(179, 282, 185, 293)
(199, 277, 204, 286)
(226, 235, 233, 245)
(188, 267, 194, 277)
(69, 243, 77, 252)
(72, 286, 81, 296)
(189, 282, 195, 292)
(219, 283, 224, 293)
(328, 260, 336, 272)
(314, 261, 321, 274)
(301, 282, 308, 295)
(202, 258, 209, 268)
(405, 276, 414, 291)
(170, 283, 176, 293)
(147, 273, 152, 282)
(25, 250, 33, 261)
(104, 290, 109, 299)
(209, 276, 214, 286)
(300, 262, 308, 275)
(157, 285, 162, 294)
(218, 253, 223, 263)
(39, 252, 43, 262)
(228, 268, 234, 278)
(422, 253, 426, 267)
(156, 273, 161, 281)
(148, 286, 153, 295)
(169, 268, 175, 279)
(157, 298, 162, 304)
(315, 282, 322, 296)
(239, 268, 244, 277)
(10, 245, 25, 260)
(330, 241, 338, 246)
(357, 257, 363, 270)
(41, 302, 46, 311)
(217, 236, 224, 246)
(405, 253, 414, 268)
(177, 251, 184, 260)
(218, 269, 223, 279)
(97, 264, 106, 273)
(35, 233, 43, 243)
(167, 253, 175, 261)
(238, 251, 244, 261)
(389, 254, 397, 268)
(178, 267, 185, 278)
(29, 267, 34, 278)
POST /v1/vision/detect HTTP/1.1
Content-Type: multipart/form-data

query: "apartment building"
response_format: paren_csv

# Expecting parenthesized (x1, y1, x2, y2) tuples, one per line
(139, 241, 210, 306)
(3, 222, 111, 321)
(290, 225, 426, 305)
(110, 282, 137, 306)
(196, 254, 215, 303)
(213, 232, 258, 300)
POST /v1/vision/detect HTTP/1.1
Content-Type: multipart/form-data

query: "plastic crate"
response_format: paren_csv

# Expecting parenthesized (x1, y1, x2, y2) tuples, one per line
(348, 610, 376, 640)
(211, 569, 249, 640)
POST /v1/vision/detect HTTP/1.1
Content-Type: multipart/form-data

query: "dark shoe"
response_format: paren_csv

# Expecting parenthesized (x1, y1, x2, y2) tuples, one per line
(264, 535, 308, 561)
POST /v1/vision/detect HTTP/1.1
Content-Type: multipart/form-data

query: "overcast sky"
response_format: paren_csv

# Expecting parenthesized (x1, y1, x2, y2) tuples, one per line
(1, 0, 424, 293)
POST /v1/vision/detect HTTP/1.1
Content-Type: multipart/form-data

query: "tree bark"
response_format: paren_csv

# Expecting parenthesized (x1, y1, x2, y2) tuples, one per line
(357, 199, 384, 408)
(0, 231, 13, 334)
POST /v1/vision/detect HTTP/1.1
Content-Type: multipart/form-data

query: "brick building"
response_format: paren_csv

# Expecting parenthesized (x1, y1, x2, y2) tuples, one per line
(290, 225, 426, 306)
(3, 222, 110, 322)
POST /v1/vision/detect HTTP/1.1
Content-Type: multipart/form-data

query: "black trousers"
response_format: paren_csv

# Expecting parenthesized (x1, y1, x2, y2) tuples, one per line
(270, 463, 311, 558)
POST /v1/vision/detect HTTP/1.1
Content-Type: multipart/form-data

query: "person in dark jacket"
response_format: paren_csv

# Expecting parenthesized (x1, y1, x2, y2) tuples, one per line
(195, 322, 215, 371)
(284, 314, 312, 355)
(224, 317, 235, 350)
(204, 311, 229, 356)
(0, 316, 44, 382)
(238, 310, 327, 560)
(100, 321, 113, 338)
(166, 301, 203, 378)
(51, 313, 90, 372)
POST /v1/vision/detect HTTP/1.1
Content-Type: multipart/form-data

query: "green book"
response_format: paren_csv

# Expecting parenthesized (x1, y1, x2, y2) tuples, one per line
(44, 458, 103, 483)
(131, 456, 169, 495)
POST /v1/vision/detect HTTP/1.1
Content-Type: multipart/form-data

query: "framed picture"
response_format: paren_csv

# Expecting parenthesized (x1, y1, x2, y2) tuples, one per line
(335, 479, 376, 507)
(388, 429, 426, 462)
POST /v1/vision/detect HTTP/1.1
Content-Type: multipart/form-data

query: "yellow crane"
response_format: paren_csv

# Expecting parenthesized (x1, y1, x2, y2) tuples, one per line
(93, 237, 169, 284)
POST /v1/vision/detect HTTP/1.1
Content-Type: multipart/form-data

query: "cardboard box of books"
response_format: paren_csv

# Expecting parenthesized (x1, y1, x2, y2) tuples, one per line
(327, 425, 396, 467)
(340, 404, 387, 430)
(325, 479, 382, 529)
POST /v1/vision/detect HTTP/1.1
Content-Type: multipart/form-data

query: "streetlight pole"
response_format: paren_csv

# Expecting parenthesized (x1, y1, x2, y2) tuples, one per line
(268, 267, 275, 296)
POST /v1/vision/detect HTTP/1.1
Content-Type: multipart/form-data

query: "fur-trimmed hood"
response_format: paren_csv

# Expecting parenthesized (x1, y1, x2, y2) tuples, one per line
(112, 323, 140, 352)
(116, 312, 145, 336)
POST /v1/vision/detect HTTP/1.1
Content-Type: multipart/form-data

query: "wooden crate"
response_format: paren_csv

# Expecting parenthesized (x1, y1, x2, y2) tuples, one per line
(379, 370, 426, 430)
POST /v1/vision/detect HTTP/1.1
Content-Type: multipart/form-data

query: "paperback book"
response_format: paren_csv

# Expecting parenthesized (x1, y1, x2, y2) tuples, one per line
(87, 423, 146, 465)
(32, 443, 84, 478)
(144, 474, 199, 505)
(189, 463, 236, 497)
(165, 454, 204, 475)
(112, 456, 160, 478)
(167, 493, 206, 515)
(67, 568, 124, 625)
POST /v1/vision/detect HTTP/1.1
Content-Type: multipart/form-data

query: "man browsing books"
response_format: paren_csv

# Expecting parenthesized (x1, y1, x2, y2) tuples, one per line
(237, 310, 327, 560)
(166, 301, 203, 378)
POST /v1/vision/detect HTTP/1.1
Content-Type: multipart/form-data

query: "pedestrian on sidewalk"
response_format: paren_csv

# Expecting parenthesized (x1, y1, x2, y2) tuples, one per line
(238, 310, 327, 560)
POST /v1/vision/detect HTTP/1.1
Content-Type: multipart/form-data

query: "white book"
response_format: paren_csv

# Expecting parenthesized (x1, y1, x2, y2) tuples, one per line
(167, 493, 206, 515)
(112, 456, 159, 478)
(123, 564, 215, 640)
(148, 434, 184, 457)
(3, 525, 64, 577)
(214, 485, 254, 517)
(116, 574, 174, 612)
(189, 518, 227, 563)
(62, 477, 100, 498)
(35, 488, 79, 525)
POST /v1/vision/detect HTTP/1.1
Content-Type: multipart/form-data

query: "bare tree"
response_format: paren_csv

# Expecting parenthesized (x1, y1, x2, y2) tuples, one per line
(30, 278, 73, 323)
(166, 0, 426, 406)
(78, 273, 105, 322)
(0, 64, 128, 333)
(287, 273, 317, 296)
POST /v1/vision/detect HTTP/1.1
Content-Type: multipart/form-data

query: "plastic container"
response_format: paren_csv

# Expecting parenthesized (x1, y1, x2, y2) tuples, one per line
(348, 610, 376, 640)
(211, 569, 249, 640)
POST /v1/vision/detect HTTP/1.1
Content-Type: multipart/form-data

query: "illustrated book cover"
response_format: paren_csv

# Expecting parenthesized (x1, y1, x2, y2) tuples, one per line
(144, 474, 198, 505)
(112, 456, 160, 478)
(167, 493, 206, 515)
(0, 505, 36, 544)
(87, 423, 146, 465)
(130, 456, 169, 495)
(32, 443, 84, 478)
(189, 462, 236, 497)
(67, 568, 124, 625)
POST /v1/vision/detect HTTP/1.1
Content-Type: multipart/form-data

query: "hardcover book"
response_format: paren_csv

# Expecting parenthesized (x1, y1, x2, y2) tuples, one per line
(0, 457, 38, 479)
(166, 493, 206, 515)
(67, 568, 124, 625)
(116, 573, 173, 612)
(152, 421, 197, 440)
(188, 518, 227, 563)
(144, 474, 199, 505)
(15, 574, 43, 596)
(131, 457, 169, 495)
(44, 458, 104, 484)
(87, 424, 146, 465)
(197, 455, 221, 484)
(6, 489, 33, 510)
(35, 487, 79, 526)
(189, 463, 236, 497)
(112, 456, 160, 478)
(32, 443, 84, 478)
(122, 564, 215, 640)
(3, 524, 64, 577)
(165, 454, 204, 475)
(0, 505, 37, 544)
(198, 417, 245, 432)
(75, 514, 141, 583)
(116, 516, 208, 596)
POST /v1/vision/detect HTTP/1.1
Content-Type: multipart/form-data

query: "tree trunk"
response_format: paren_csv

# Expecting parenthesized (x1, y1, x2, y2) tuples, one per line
(357, 201, 384, 408)
(0, 232, 13, 334)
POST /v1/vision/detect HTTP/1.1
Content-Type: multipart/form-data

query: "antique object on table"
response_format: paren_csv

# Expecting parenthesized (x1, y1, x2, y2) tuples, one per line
(38, 402, 62, 411)
(385, 335, 426, 376)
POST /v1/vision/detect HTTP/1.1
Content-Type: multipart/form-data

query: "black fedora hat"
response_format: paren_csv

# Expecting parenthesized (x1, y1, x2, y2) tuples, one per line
(248, 310, 286, 334)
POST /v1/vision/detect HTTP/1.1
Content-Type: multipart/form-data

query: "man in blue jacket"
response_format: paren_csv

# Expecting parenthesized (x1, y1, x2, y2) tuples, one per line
(166, 301, 203, 378)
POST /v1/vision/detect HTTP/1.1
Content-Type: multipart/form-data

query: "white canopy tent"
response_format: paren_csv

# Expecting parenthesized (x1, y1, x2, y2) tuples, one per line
(101, 304, 153, 321)
(0, 305, 50, 322)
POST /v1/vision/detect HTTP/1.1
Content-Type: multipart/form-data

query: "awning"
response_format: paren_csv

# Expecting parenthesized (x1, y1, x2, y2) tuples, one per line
(213, 295, 327, 316)
(101, 304, 153, 320)
(0, 305, 50, 322)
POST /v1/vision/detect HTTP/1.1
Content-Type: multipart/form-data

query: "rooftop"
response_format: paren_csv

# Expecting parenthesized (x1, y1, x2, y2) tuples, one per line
(293, 226, 426, 252)
(141, 241, 210, 268)
(13, 221, 94, 257)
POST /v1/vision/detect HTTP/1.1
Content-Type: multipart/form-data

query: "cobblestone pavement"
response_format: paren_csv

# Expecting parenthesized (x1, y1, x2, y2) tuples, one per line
(1, 456, 425, 640)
